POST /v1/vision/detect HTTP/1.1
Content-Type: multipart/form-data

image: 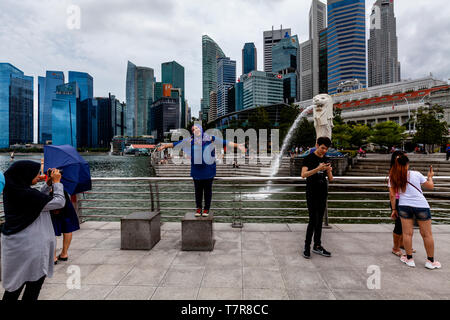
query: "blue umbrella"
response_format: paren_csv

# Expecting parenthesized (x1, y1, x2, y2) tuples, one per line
(44, 145, 92, 195)
(0, 171, 5, 194)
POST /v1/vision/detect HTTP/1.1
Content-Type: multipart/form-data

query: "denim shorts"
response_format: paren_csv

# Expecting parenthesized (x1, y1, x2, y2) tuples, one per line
(398, 206, 432, 221)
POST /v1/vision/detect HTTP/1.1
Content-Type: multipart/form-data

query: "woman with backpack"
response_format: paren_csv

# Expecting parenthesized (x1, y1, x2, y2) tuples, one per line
(389, 154, 441, 269)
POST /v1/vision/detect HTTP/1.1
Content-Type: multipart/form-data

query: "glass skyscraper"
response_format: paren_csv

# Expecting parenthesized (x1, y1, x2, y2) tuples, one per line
(0, 63, 33, 148)
(52, 82, 79, 147)
(235, 81, 244, 112)
(272, 35, 299, 103)
(202, 35, 225, 121)
(38, 71, 65, 144)
(68, 71, 93, 101)
(240, 71, 284, 110)
(327, 0, 367, 94)
(242, 43, 257, 75)
(217, 57, 236, 117)
(126, 61, 155, 137)
(162, 61, 186, 128)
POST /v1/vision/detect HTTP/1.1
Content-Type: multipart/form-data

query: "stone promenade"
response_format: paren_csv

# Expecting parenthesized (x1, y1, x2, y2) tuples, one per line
(2, 222, 450, 300)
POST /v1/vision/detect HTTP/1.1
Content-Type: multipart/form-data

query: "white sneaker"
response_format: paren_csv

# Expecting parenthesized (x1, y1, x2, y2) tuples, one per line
(400, 255, 416, 267)
(425, 260, 442, 270)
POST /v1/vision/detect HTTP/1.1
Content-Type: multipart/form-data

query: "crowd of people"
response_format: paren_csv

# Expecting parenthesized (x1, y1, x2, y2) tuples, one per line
(0, 127, 444, 301)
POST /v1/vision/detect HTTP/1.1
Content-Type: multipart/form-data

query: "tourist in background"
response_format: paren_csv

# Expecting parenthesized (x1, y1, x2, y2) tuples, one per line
(446, 144, 450, 161)
(1, 161, 65, 301)
(301, 137, 334, 259)
(389, 154, 441, 269)
(158, 124, 245, 217)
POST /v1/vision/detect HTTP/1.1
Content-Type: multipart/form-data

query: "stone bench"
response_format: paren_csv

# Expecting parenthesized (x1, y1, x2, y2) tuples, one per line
(182, 212, 214, 251)
(121, 211, 161, 250)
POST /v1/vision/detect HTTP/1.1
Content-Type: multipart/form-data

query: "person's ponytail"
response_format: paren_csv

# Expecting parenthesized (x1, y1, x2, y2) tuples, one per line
(389, 154, 409, 193)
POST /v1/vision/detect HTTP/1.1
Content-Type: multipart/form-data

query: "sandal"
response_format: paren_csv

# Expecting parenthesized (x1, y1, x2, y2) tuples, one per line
(392, 250, 403, 257)
(58, 255, 68, 261)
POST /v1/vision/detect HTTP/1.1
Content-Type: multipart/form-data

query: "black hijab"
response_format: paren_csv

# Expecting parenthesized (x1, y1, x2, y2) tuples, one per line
(1, 160, 52, 235)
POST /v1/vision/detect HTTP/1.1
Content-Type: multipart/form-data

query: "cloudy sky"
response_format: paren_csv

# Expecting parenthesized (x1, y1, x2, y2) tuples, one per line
(1, 0, 449, 140)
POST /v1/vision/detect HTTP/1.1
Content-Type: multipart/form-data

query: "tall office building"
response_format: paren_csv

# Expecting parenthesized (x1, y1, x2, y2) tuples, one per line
(299, 0, 326, 100)
(150, 97, 180, 143)
(327, 0, 367, 94)
(263, 27, 291, 73)
(52, 82, 79, 147)
(162, 61, 186, 127)
(208, 91, 217, 123)
(310, 0, 327, 96)
(272, 35, 300, 103)
(68, 71, 93, 101)
(319, 28, 328, 94)
(217, 57, 236, 117)
(78, 98, 97, 148)
(126, 61, 155, 137)
(95, 94, 126, 148)
(0, 63, 34, 148)
(202, 35, 225, 121)
(242, 43, 257, 75)
(368, 0, 401, 87)
(235, 81, 244, 112)
(38, 71, 65, 144)
(240, 71, 284, 110)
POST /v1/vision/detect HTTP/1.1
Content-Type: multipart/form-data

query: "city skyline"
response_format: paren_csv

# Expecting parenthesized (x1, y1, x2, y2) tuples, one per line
(1, 0, 450, 141)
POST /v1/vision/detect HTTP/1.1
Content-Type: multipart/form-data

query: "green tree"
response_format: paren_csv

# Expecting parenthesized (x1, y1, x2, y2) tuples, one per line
(332, 123, 352, 150)
(350, 124, 372, 148)
(248, 107, 271, 131)
(292, 118, 316, 149)
(369, 121, 406, 150)
(413, 104, 448, 153)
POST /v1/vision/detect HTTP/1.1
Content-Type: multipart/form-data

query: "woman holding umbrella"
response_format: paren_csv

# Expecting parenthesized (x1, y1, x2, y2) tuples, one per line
(1, 161, 66, 301)
(158, 124, 245, 217)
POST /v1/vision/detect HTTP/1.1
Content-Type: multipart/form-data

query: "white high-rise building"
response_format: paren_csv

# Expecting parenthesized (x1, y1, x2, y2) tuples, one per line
(263, 26, 291, 73)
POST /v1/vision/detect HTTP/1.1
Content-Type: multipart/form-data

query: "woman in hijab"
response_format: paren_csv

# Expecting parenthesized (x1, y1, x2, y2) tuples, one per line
(158, 124, 245, 217)
(1, 160, 65, 301)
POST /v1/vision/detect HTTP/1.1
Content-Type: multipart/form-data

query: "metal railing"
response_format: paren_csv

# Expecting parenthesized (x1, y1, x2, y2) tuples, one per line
(2, 176, 450, 225)
(71, 176, 450, 226)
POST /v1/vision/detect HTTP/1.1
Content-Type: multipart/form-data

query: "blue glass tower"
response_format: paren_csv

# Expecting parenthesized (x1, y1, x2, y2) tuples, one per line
(272, 35, 299, 102)
(235, 81, 244, 112)
(0, 63, 34, 148)
(162, 61, 185, 127)
(242, 43, 257, 75)
(38, 71, 65, 144)
(217, 57, 236, 117)
(68, 71, 93, 101)
(327, 0, 367, 94)
(52, 82, 79, 147)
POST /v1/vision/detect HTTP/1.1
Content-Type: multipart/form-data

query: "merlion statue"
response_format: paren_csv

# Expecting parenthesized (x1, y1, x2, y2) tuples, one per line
(312, 94, 334, 140)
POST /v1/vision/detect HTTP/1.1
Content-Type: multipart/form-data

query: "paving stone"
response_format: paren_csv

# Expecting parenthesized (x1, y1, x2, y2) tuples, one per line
(39, 283, 70, 300)
(83, 264, 133, 285)
(243, 254, 278, 269)
(105, 285, 156, 300)
(197, 287, 242, 300)
(287, 289, 336, 300)
(161, 266, 205, 288)
(172, 251, 211, 266)
(280, 267, 329, 290)
(211, 240, 241, 256)
(206, 254, 243, 268)
(243, 288, 289, 300)
(151, 286, 199, 300)
(201, 267, 242, 288)
(120, 265, 167, 286)
(243, 267, 284, 289)
(60, 285, 115, 300)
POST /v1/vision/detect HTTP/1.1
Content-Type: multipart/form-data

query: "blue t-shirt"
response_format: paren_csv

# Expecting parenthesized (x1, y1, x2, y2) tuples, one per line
(173, 136, 228, 180)
(0, 172, 5, 194)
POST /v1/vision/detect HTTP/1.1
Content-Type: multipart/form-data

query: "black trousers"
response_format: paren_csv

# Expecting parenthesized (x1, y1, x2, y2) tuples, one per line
(193, 178, 214, 210)
(305, 186, 328, 248)
(2, 275, 46, 301)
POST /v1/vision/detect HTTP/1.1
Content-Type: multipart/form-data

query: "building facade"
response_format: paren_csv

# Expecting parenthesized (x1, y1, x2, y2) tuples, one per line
(241, 71, 284, 110)
(242, 43, 257, 75)
(162, 61, 186, 127)
(263, 27, 291, 73)
(272, 35, 300, 103)
(52, 82, 79, 147)
(217, 57, 236, 117)
(327, 0, 367, 94)
(0, 63, 34, 148)
(368, 0, 401, 87)
(235, 81, 244, 112)
(208, 91, 217, 123)
(126, 61, 155, 137)
(309, 0, 327, 97)
(319, 28, 328, 94)
(202, 35, 225, 121)
(68, 71, 93, 101)
(150, 97, 180, 143)
(38, 71, 65, 144)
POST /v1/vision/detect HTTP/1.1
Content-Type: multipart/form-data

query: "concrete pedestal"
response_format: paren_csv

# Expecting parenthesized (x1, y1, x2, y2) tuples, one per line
(182, 212, 214, 251)
(121, 211, 161, 250)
